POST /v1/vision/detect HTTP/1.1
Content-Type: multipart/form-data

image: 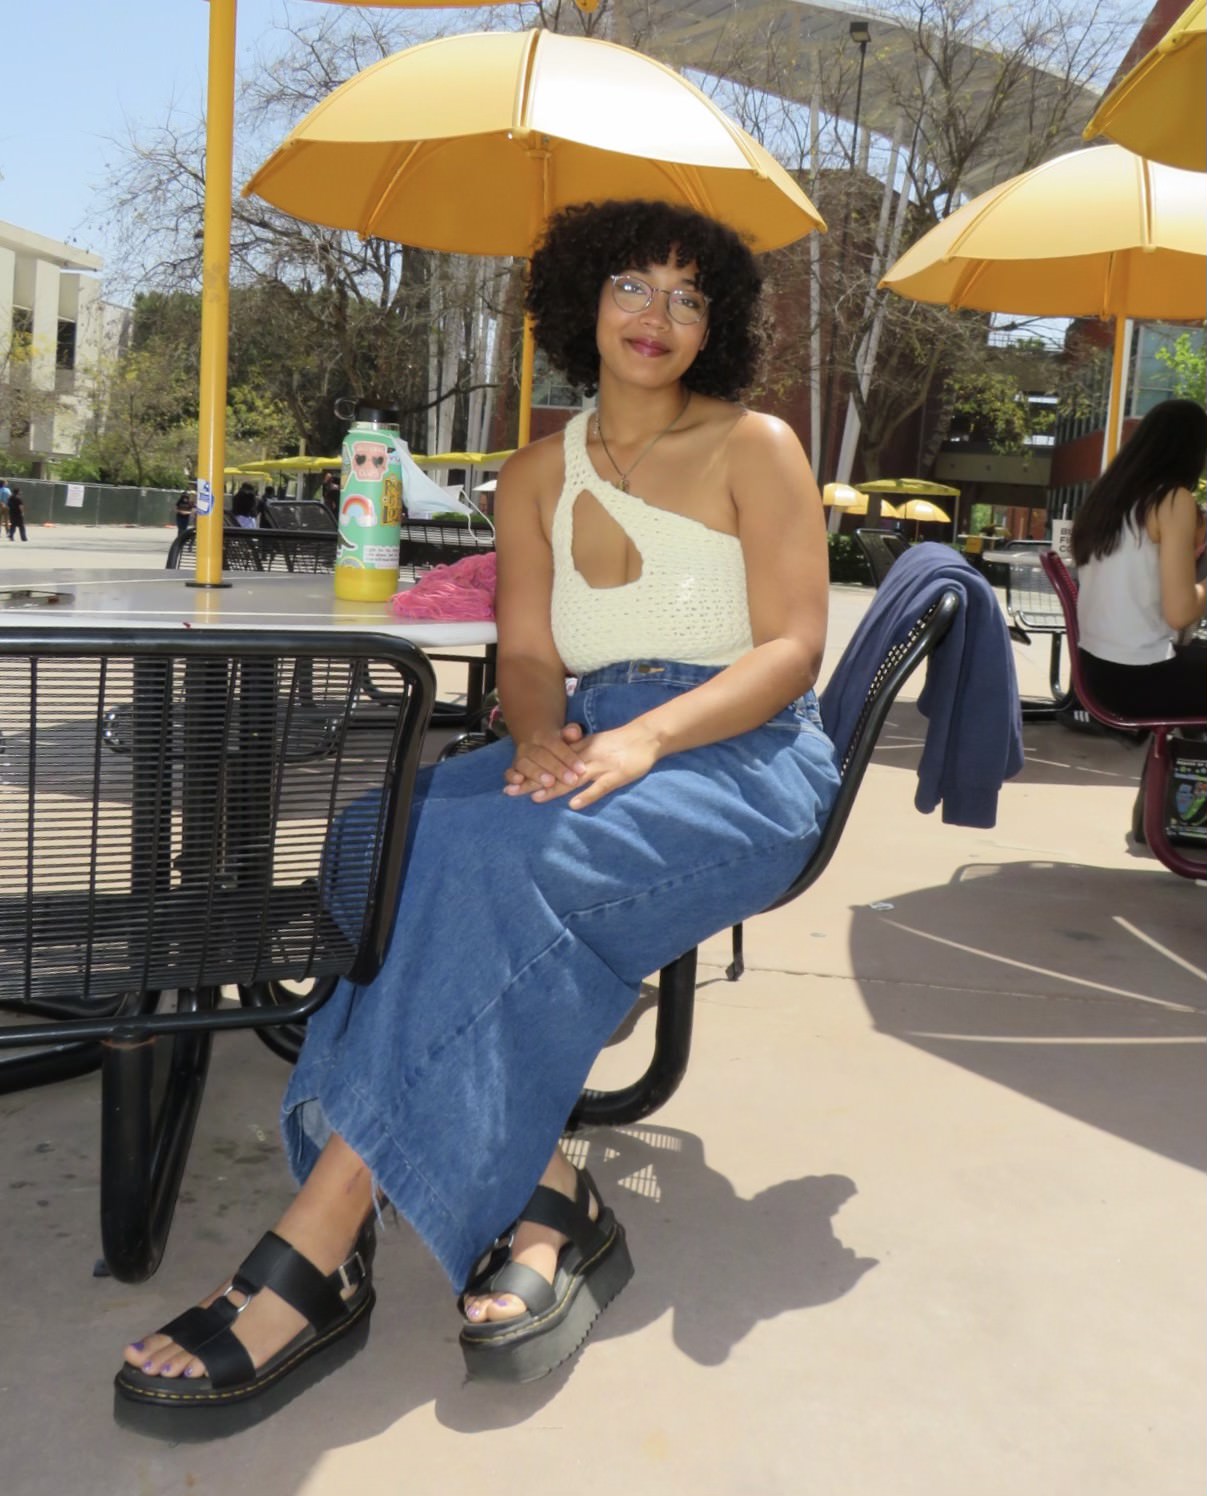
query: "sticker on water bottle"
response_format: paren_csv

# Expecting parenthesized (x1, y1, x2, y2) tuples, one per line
(195, 479, 214, 517)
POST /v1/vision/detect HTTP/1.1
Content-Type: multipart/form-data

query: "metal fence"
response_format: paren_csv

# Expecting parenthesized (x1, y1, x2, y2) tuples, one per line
(1, 478, 179, 528)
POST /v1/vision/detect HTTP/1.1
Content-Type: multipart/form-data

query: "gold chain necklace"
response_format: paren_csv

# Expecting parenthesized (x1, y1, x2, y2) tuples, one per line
(594, 390, 691, 494)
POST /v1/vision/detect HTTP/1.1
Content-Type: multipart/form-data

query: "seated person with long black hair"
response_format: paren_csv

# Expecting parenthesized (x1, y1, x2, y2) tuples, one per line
(1071, 398, 1206, 720)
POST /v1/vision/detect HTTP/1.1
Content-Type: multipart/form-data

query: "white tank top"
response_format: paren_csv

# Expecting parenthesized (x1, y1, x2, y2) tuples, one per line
(1077, 520, 1175, 665)
(550, 410, 754, 676)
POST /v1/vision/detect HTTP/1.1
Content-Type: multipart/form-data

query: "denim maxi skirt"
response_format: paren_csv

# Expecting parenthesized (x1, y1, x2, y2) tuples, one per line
(282, 660, 840, 1291)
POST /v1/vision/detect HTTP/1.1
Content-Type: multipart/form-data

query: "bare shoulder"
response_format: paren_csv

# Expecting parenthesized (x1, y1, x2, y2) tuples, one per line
(497, 429, 563, 493)
(1150, 484, 1199, 539)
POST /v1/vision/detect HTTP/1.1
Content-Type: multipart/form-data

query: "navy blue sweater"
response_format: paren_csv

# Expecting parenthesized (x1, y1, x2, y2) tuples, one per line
(820, 544, 1024, 827)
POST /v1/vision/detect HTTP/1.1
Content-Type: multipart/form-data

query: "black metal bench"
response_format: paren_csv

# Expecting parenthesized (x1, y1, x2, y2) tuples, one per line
(166, 527, 339, 573)
(0, 628, 434, 1280)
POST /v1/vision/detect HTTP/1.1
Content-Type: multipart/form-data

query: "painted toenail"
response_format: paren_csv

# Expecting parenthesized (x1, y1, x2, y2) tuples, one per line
(184, 1366, 197, 1378)
(142, 1360, 154, 1372)
(131, 1341, 144, 1352)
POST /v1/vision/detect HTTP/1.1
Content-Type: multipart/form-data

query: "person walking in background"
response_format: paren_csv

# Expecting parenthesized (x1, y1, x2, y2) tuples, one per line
(321, 469, 340, 519)
(6, 484, 28, 542)
(0, 477, 10, 533)
(174, 489, 195, 538)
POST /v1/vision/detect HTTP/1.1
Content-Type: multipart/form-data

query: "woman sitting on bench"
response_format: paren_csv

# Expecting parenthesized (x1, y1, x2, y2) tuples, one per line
(115, 198, 840, 1438)
(1071, 398, 1206, 719)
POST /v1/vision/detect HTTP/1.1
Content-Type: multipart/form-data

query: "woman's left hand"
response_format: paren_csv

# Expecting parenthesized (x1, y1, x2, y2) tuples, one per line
(519, 720, 662, 809)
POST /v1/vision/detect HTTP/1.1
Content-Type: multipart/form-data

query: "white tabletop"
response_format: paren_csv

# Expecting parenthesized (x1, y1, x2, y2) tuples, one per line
(0, 570, 497, 648)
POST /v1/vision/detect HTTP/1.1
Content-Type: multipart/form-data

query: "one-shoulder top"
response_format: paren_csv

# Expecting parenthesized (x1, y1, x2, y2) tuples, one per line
(550, 410, 754, 676)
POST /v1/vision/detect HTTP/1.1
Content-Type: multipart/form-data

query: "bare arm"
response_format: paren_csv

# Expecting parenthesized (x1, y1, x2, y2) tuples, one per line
(1153, 487, 1206, 631)
(492, 443, 587, 789)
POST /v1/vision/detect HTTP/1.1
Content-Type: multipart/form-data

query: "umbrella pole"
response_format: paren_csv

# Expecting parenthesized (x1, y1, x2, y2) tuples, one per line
(518, 312, 535, 448)
(1103, 314, 1129, 468)
(192, 0, 237, 588)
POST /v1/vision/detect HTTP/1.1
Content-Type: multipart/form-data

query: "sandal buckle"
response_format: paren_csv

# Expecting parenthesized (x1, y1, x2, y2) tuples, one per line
(337, 1250, 366, 1294)
(219, 1281, 253, 1316)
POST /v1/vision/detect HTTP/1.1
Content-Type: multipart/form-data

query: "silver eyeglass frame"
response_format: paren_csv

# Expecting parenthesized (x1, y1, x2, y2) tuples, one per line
(607, 273, 710, 325)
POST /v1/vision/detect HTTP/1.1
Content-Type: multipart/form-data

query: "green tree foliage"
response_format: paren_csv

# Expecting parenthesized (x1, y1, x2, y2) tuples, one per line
(1155, 333, 1207, 406)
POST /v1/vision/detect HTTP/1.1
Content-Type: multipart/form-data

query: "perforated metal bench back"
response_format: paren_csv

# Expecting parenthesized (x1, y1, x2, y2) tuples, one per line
(0, 631, 432, 1010)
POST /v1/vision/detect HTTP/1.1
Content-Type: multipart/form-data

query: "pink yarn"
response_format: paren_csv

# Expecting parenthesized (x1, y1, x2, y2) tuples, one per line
(390, 551, 497, 621)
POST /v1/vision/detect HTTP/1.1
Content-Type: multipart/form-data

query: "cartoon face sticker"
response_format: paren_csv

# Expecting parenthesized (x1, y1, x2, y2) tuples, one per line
(351, 439, 390, 483)
(382, 473, 403, 526)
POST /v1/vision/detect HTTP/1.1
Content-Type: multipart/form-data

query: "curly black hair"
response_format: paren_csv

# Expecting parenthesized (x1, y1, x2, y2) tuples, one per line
(525, 200, 766, 400)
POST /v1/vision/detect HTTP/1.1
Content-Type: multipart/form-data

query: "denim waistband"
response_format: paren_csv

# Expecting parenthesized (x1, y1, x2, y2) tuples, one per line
(574, 659, 728, 692)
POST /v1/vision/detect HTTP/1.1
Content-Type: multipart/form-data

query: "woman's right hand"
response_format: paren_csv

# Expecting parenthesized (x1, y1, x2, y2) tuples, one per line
(504, 723, 587, 798)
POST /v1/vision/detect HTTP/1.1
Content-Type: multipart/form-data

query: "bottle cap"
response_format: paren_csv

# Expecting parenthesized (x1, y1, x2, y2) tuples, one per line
(355, 402, 399, 425)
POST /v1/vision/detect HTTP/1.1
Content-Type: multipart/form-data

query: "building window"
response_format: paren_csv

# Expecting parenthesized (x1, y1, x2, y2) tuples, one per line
(10, 306, 33, 353)
(56, 319, 77, 370)
(531, 350, 581, 410)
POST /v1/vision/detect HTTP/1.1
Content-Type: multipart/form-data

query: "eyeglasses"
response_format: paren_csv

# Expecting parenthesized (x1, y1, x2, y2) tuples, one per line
(608, 273, 710, 326)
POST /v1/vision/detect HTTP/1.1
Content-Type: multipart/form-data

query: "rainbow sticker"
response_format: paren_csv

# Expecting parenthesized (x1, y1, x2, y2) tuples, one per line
(340, 493, 377, 527)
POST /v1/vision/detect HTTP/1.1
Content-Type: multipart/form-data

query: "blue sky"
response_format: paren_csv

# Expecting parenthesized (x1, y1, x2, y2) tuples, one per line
(2, 0, 293, 254)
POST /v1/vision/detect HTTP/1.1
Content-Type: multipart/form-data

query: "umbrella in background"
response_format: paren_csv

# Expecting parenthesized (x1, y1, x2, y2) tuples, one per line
(1083, 0, 1205, 171)
(860, 476, 961, 537)
(879, 144, 1206, 467)
(822, 483, 901, 519)
(244, 27, 825, 447)
(894, 498, 952, 540)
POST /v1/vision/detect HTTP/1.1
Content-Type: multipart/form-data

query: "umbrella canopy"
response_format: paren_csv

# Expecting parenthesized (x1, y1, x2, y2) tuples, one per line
(821, 484, 900, 518)
(245, 29, 824, 258)
(1083, 0, 1205, 171)
(879, 143, 1206, 464)
(858, 477, 960, 499)
(880, 144, 1204, 320)
(895, 499, 951, 524)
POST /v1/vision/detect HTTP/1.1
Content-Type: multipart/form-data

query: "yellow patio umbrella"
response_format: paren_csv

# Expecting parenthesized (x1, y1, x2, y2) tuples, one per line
(861, 476, 960, 535)
(858, 477, 960, 499)
(1083, 0, 1205, 171)
(879, 143, 1206, 466)
(822, 484, 900, 519)
(244, 27, 825, 446)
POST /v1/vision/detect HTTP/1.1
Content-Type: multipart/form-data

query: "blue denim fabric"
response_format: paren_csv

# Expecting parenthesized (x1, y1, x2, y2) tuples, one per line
(282, 660, 839, 1291)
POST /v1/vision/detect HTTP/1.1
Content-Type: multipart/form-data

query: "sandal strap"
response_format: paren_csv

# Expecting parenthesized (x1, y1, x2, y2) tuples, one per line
(233, 1230, 361, 1335)
(517, 1170, 605, 1257)
(156, 1303, 255, 1391)
(484, 1260, 557, 1317)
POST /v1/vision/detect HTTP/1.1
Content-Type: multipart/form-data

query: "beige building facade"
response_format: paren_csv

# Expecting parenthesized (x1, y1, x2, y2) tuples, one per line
(0, 220, 130, 474)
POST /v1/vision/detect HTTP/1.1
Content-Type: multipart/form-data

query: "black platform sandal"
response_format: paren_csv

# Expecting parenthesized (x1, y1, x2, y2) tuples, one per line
(458, 1168, 633, 1384)
(114, 1222, 376, 1441)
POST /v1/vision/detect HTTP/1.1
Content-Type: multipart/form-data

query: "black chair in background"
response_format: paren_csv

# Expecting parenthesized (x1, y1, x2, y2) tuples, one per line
(166, 527, 338, 573)
(0, 628, 434, 1280)
(986, 542, 1075, 721)
(854, 527, 910, 587)
(260, 498, 338, 532)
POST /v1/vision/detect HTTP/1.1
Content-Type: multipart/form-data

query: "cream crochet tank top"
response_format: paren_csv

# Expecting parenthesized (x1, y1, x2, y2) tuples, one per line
(550, 410, 754, 676)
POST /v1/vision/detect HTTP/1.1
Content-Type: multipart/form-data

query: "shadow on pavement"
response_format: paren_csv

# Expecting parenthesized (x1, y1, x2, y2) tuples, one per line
(848, 861, 1205, 1171)
(436, 1124, 877, 1433)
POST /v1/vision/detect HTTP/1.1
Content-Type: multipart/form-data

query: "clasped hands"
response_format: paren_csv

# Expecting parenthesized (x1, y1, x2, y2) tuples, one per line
(503, 719, 660, 811)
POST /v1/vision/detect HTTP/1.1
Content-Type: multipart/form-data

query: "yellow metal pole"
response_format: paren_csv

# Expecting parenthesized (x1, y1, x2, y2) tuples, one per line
(192, 0, 238, 587)
(517, 314, 535, 447)
(1103, 314, 1128, 468)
